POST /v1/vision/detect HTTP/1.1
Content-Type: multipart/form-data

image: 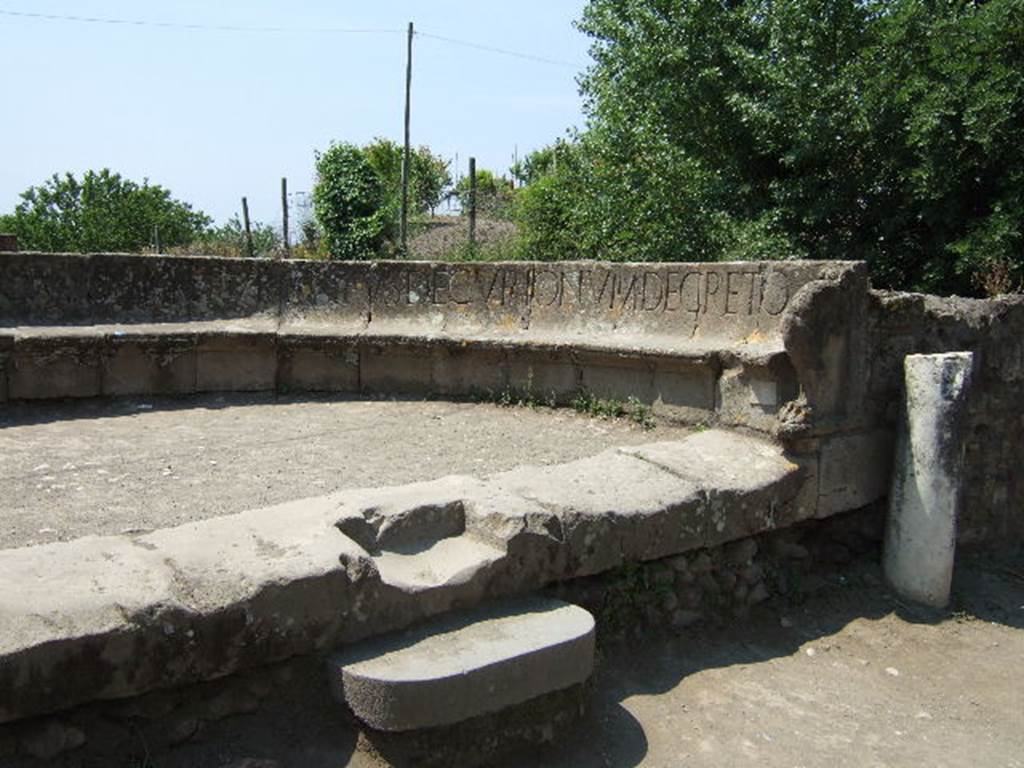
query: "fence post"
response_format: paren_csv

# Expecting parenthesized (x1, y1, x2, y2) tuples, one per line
(242, 197, 254, 258)
(468, 157, 477, 253)
(281, 178, 290, 259)
(400, 21, 414, 254)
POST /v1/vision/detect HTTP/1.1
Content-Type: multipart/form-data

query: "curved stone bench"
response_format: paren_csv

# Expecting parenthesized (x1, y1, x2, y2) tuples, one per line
(0, 253, 868, 436)
(0, 428, 806, 725)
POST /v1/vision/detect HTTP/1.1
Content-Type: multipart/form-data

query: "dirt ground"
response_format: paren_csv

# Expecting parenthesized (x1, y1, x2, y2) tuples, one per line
(0, 393, 685, 550)
(106, 553, 1022, 768)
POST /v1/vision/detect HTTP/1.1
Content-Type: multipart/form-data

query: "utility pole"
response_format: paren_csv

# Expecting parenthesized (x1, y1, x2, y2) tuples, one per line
(400, 21, 414, 254)
(468, 157, 477, 252)
(152, 225, 161, 254)
(241, 197, 254, 258)
(281, 177, 290, 259)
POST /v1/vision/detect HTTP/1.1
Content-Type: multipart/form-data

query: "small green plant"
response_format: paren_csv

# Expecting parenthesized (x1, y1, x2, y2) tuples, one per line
(473, 386, 655, 429)
(572, 391, 656, 429)
(627, 396, 655, 430)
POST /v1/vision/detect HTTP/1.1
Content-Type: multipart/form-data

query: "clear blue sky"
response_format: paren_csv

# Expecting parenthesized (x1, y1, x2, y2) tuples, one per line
(0, 1, 591, 228)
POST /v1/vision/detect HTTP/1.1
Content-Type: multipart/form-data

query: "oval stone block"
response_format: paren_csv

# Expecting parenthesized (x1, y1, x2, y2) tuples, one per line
(330, 598, 595, 732)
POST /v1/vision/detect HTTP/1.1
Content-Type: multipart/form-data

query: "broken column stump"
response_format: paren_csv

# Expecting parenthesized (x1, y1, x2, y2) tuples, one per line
(883, 352, 974, 608)
(328, 597, 595, 768)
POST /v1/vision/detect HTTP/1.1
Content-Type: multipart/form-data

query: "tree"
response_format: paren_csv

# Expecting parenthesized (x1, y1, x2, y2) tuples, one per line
(413, 148, 452, 216)
(313, 142, 386, 260)
(2, 169, 210, 252)
(555, 0, 1024, 294)
(361, 138, 452, 226)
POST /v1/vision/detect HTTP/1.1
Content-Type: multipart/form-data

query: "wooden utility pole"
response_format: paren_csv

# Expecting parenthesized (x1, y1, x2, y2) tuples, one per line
(241, 197, 254, 258)
(281, 177, 290, 259)
(468, 157, 477, 252)
(400, 21, 414, 254)
(152, 225, 161, 254)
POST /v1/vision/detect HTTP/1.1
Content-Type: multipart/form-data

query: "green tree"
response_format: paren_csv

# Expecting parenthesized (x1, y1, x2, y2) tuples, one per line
(313, 142, 386, 259)
(361, 138, 452, 230)
(2, 169, 210, 252)
(555, 0, 1024, 294)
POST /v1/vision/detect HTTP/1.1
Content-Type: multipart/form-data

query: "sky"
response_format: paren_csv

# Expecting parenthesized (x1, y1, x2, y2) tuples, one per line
(0, 1, 592, 229)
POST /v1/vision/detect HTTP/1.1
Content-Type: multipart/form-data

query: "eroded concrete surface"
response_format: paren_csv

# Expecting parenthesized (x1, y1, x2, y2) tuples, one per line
(0, 394, 688, 550)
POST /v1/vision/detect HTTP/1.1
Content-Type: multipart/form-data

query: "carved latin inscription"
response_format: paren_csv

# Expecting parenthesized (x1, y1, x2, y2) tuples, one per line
(369, 265, 792, 321)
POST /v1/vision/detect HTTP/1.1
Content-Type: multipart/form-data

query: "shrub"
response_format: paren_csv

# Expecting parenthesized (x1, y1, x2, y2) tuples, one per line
(313, 142, 386, 260)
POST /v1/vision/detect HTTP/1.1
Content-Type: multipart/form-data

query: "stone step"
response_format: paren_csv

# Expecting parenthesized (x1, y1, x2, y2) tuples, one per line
(328, 597, 595, 732)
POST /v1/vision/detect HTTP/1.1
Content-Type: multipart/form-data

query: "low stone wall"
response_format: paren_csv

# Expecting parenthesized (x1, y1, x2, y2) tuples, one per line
(868, 292, 1024, 545)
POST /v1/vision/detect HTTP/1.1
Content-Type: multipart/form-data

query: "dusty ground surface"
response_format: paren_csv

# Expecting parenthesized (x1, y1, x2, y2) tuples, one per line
(53, 552, 1018, 768)
(0, 393, 683, 550)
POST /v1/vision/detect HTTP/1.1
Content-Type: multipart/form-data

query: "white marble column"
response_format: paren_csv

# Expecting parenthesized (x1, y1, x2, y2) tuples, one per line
(883, 352, 974, 608)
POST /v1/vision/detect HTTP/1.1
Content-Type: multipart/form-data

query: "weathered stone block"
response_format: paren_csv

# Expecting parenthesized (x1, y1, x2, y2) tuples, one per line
(651, 361, 716, 422)
(278, 339, 359, 393)
(102, 338, 197, 396)
(578, 354, 655, 403)
(430, 345, 506, 396)
(360, 344, 434, 394)
(329, 598, 595, 731)
(816, 430, 894, 518)
(195, 334, 276, 392)
(9, 338, 103, 399)
(505, 349, 579, 402)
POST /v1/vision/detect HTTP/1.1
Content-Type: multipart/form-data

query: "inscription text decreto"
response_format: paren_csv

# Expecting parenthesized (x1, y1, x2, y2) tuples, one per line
(369, 265, 791, 319)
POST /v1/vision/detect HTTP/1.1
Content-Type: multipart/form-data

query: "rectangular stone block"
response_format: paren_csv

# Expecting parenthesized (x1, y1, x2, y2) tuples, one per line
(9, 339, 103, 399)
(430, 345, 506, 397)
(279, 340, 360, 393)
(717, 363, 798, 433)
(0, 335, 11, 403)
(360, 343, 434, 395)
(102, 338, 197, 396)
(505, 349, 579, 402)
(578, 354, 655, 403)
(816, 429, 894, 517)
(195, 334, 277, 392)
(651, 362, 716, 423)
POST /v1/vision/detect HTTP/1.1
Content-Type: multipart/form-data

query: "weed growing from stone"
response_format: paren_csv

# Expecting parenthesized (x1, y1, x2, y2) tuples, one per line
(472, 387, 656, 430)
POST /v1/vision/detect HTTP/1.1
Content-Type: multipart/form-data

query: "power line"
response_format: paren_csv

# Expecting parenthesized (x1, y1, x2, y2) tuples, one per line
(416, 31, 583, 69)
(0, 9, 400, 35)
(0, 9, 587, 68)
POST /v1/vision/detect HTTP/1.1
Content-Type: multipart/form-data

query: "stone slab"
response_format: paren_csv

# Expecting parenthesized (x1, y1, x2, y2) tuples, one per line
(329, 598, 595, 732)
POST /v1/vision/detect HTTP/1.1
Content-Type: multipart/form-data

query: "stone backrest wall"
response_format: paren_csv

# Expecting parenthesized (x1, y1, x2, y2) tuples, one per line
(0, 254, 867, 435)
(0, 252, 839, 343)
(869, 292, 1024, 546)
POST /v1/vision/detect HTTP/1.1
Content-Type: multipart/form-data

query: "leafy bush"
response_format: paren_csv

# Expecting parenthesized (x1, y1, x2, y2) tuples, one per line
(1, 169, 210, 252)
(313, 142, 386, 260)
(516, 0, 1024, 295)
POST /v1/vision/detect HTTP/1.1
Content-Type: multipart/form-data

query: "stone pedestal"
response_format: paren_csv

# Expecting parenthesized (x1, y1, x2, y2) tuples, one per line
(883, 352, 974, 607)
